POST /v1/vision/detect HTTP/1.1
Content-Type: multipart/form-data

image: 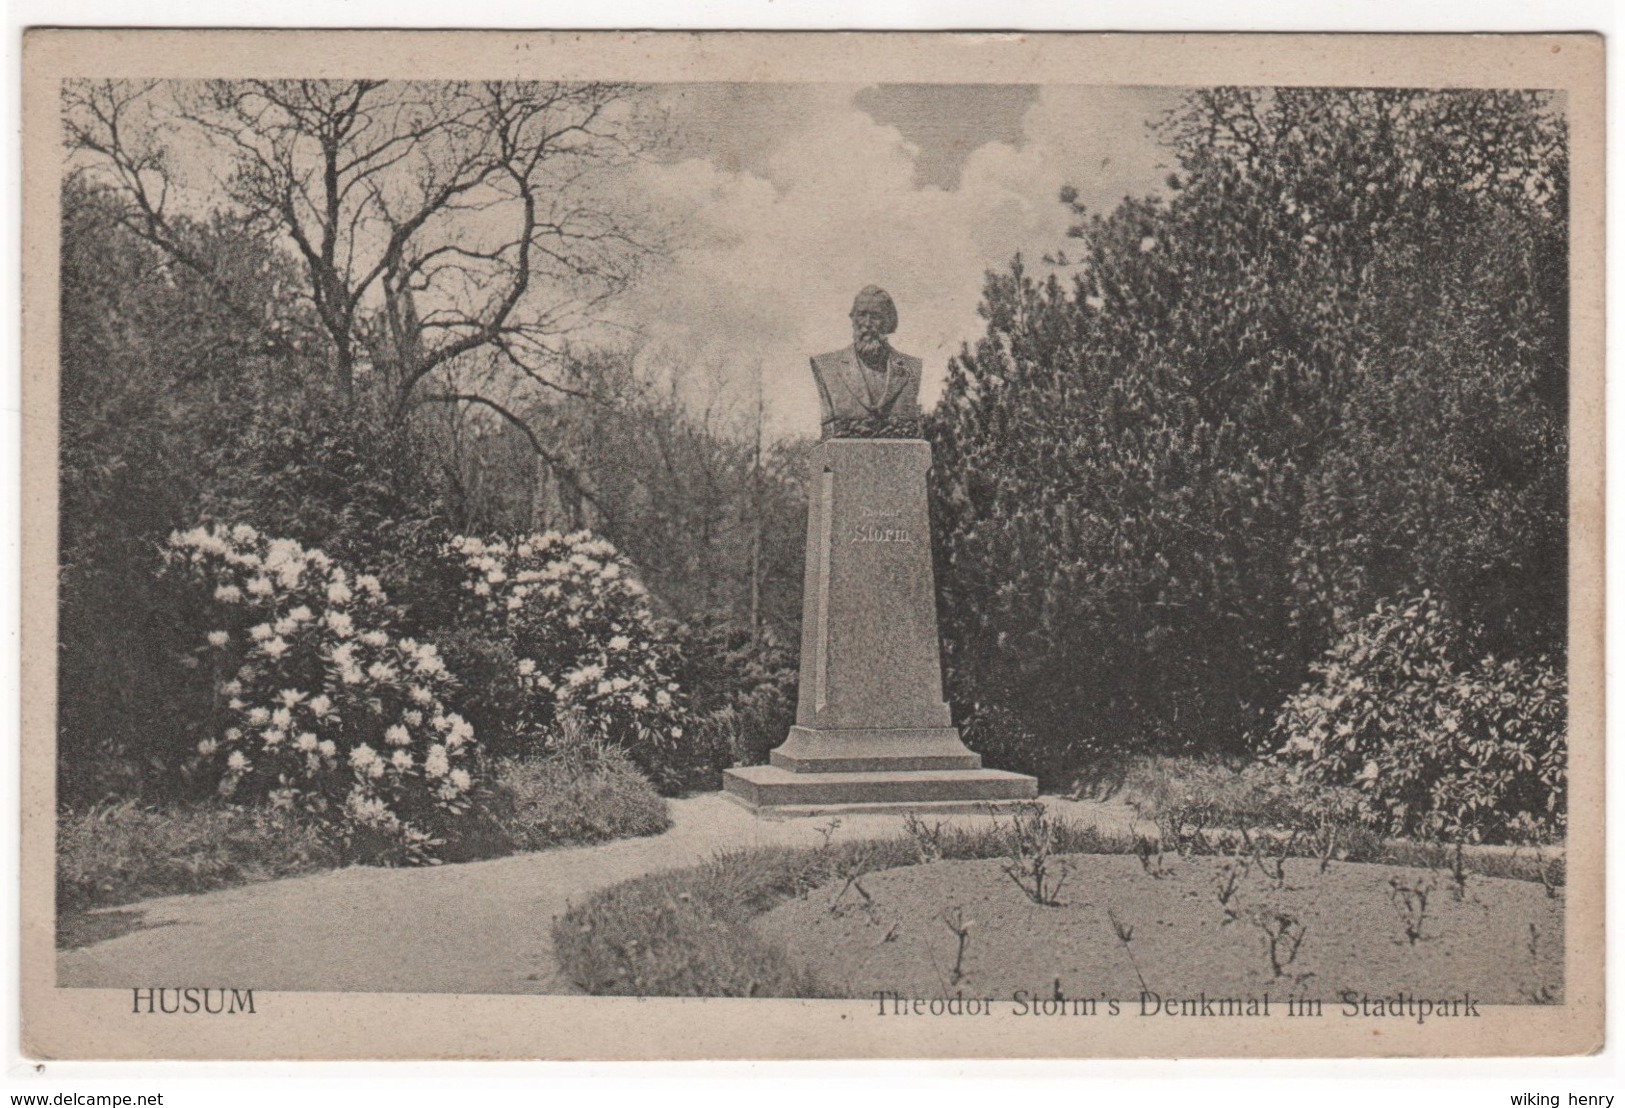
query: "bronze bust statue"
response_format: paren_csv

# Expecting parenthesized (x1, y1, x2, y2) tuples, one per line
(809, 285, 924, 440)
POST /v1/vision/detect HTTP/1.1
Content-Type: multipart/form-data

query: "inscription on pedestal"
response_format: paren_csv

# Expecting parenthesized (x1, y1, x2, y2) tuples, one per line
(852, 507, 912, 544)
(851, 526, 912, 543)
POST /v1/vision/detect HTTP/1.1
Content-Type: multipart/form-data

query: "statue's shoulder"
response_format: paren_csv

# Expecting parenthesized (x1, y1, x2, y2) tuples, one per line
(811, 346, 855, 374)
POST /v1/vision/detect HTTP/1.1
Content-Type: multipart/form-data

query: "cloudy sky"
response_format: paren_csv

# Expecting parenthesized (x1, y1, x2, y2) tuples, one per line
(613, 83, 1182, 436)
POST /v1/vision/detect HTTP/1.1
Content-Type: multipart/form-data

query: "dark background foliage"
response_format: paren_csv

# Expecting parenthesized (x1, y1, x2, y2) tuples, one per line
(57, 176, 804, 805)
(928, 89, 1567, 783)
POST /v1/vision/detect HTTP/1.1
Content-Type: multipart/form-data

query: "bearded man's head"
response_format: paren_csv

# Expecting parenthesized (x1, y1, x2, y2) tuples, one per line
(850, 285, 898, 364)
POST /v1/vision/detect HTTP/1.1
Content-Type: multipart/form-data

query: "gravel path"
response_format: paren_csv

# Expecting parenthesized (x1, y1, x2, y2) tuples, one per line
(57, 793, 1139, 995)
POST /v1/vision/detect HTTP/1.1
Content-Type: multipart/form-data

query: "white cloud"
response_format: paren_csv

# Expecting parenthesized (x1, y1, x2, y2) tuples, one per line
(612, 84, 1176, 437)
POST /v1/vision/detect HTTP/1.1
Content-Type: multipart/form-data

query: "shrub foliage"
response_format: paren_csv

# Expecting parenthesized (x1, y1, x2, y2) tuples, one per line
(475, 744, 672, 855)
(57, 799, 337, 917)
(167, 524, 477, 862)
(670, 615, 799, 774)
(1273, 594, 1566, 843)
(444, 532, 690, 783)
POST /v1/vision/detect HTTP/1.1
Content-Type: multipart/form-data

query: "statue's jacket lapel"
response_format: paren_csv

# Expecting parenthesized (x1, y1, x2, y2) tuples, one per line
(831, 346, 918, 418)
(809, 345, 923, 428)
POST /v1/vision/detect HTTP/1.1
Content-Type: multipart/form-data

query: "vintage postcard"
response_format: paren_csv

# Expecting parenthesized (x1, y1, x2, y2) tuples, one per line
(19, 30, 1603, 1060)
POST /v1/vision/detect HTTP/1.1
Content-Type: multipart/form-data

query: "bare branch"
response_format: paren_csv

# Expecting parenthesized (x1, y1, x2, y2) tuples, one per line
(62, 79, 305, 359)
(412, 391, 614, 524)
(68, 78, 657, 419)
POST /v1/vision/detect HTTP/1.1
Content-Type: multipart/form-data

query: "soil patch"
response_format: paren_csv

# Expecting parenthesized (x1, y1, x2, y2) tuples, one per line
(758, 855, 1563, 1004)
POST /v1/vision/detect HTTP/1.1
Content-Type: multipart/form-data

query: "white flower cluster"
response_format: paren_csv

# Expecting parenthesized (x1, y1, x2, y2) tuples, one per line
(447, 530, 687, 756)
(168, 524, 478, 856)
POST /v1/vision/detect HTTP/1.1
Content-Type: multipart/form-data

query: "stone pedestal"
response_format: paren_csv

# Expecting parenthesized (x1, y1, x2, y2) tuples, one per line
(724, 438, 1036, 814)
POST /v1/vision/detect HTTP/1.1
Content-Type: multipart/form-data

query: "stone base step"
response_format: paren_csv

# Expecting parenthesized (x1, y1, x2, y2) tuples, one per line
(720, 793, 1042, 820)
(769, 725, 981, 773)
(722, 764, 1038, 812)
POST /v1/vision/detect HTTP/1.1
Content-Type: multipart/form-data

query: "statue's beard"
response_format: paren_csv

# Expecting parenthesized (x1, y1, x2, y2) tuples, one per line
(853, 327, 889, 366)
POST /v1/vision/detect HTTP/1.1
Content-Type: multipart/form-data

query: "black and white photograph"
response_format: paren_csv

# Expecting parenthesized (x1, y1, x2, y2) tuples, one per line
(16, 29, 1604, 1062)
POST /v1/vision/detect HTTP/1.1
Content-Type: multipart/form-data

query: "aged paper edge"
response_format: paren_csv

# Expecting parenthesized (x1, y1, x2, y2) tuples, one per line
(17, 29, 1605, 1061)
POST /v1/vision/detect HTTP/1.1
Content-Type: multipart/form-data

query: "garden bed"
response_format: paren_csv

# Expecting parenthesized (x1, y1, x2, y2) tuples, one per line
(551, 812, 1563, 998)
(759, 855, 1563, 1004)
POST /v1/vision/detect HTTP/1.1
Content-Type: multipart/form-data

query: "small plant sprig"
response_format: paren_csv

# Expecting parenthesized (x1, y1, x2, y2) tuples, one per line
(792, 818, 847, 893)
(1242, 827, 1298, 889)
(828, 850, 880, 923)
(1253, 910, 1309, 979)
(1133, 833, 1173, 879)
(1158, 803, 1214, 858)
(1106, 907, 1150, 995)
(1213, 858, 1245, 923)
(940, 907, 973, 985)
(814, 817, 843, 850)
(1388, 874, 1436, 945)
(1447, 839, 1469, 902)
(1000, 803, 1071, 906)
(1312, 816, 1343, 874)
(1519, 924, 1558, 1005)
(1531, 846, 1563, 900)
(903, 812, 947, 864)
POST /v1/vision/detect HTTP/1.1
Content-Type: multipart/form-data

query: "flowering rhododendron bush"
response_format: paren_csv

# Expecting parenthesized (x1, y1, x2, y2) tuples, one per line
(446, 532, 688, 777)
(166, 524, 478, 863)
(1272, 594, 1566, 844)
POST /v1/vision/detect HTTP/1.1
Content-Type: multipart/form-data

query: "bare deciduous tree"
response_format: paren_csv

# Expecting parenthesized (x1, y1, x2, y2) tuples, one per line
(65, 77, 653, 429)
